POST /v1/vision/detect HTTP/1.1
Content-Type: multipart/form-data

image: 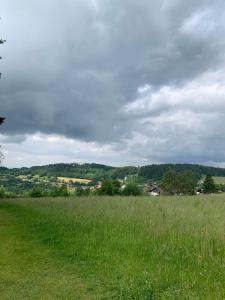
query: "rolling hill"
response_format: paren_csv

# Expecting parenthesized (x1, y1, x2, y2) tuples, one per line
(1, 163, 225, 182)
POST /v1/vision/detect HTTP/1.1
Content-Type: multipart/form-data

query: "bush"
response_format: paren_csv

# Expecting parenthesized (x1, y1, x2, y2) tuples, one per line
(29, 188, 43, 198)
(161, 170, 198, 195)
(217, 184, 225, 192)
(51, 185, 69, 197)
(100, 180, 121, 196)
(122, 182, 142, 196)
(75, 187, 90, 197)
(0, 187, 7, 198)
(203, 175, 217, 194)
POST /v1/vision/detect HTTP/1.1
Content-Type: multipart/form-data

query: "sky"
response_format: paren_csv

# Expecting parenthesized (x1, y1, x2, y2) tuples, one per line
(1, 0, 225, 168)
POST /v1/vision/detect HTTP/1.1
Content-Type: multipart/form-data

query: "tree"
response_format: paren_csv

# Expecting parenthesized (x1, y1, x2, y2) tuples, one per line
(203, 175, 216, 194)
(99, 180, 121, 196)
(0, 21, 6, 163)
(177, 172, 198, 195)
(29, 187, 43, 198)
(0, 19, 6, 78)
(161, 170, 198, 195)
(51, 185, 69, 197)
(75, 186, 90, 197)
(122, 182, 142, 196)
(161, 170, 179, 195)
(0, 146, 3, 164)
(0, 187, 6, 198)
(0, 120, 5, 164)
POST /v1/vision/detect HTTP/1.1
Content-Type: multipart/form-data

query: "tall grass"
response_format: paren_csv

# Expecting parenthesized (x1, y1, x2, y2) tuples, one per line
(1, 195, 225, 299)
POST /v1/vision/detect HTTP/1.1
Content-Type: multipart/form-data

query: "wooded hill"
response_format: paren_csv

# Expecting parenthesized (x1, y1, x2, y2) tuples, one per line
(1, 163, 225, 182)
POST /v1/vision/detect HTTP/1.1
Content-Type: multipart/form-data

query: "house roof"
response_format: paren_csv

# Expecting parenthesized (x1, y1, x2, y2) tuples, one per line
(0, 117, 5, 125)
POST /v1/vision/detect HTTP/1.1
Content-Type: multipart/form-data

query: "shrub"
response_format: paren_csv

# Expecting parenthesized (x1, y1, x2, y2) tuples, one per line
(122, 182, 142, 196)
(203, 175, 217, 193)
(75, 187, 90, 197)
(161, 170, 198, 195)
(100, 180, 121, 196)
(0, 187, 6, 198)
(51, 185, 69, 197)
(29, 188, 43, 198)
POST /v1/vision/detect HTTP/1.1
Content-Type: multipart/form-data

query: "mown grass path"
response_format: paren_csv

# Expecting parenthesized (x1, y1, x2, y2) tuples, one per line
(0, 206, 93, 300)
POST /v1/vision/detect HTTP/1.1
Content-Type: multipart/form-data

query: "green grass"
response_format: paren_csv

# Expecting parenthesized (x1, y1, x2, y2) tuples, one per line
(213, 176, 225, 184)
(0, 196, 225, 299)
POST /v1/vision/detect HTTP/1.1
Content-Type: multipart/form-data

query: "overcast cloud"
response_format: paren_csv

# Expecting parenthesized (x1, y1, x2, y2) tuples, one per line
(1, 0, 225, 167)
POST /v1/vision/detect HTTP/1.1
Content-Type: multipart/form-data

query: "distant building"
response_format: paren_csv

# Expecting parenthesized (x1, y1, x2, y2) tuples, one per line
(196, 188, 204, 195)
(149, 186, 160, 196)
(95, 181, 102, 189)
(121, 184, 126, 191)
(144, 184, 161, 196)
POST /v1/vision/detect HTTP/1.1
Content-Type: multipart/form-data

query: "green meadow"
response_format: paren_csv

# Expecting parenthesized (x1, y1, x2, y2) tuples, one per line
(213, 176, 225, 184)
(0, 196, 224, 299)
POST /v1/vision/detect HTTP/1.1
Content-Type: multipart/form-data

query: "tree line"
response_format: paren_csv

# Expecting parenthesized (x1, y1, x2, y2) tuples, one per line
(0, 171, 219, 198)
(140, 164, 225, 180)
(2, 163, 225, 183)
(161, 171, 217, 195)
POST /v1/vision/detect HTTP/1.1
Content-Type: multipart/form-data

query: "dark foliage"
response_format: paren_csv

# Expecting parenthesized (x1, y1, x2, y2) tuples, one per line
(203, 175, 217, 194)
(122, 182, 142, 196)
(161, 170, 198, 195)
(51, 185, 69, 197)
(29, 188, 44, 198)
(99, 180, 121, 196)
(0, 117, 4, 125)
(2, 163, 225, 182)
(1, 163, 225, 196)
(139, 164, 225, 181)
(75, 187, 90, 197)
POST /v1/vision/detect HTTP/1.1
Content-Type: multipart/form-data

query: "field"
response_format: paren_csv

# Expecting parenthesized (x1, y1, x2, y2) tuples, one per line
(57, 177, 92, 184)
(213, 176, 225, 184)
(0, 196, 224, 299)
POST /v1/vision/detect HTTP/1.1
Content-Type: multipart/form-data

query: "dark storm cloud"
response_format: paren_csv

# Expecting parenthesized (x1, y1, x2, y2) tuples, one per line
(1, 0, 225, 164)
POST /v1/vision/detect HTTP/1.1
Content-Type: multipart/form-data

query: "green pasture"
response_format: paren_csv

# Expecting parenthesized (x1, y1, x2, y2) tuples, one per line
(213, 176, 225, 184)
(0, 196, 224, 299)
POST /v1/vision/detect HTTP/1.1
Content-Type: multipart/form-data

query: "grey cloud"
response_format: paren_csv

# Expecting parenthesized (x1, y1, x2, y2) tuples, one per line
(1, 0, 225, 164)
(0, 134, 26, 144)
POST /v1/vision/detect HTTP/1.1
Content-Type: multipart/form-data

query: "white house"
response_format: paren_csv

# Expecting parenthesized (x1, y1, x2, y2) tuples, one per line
(149, 186, 160, 196)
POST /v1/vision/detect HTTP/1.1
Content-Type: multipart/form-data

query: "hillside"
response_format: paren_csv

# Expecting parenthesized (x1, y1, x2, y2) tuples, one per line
(2, 162, 225, 195)
(1, 163, 225, 181)
(0, 163, 137, 181)
(139, 163, 225, 180)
